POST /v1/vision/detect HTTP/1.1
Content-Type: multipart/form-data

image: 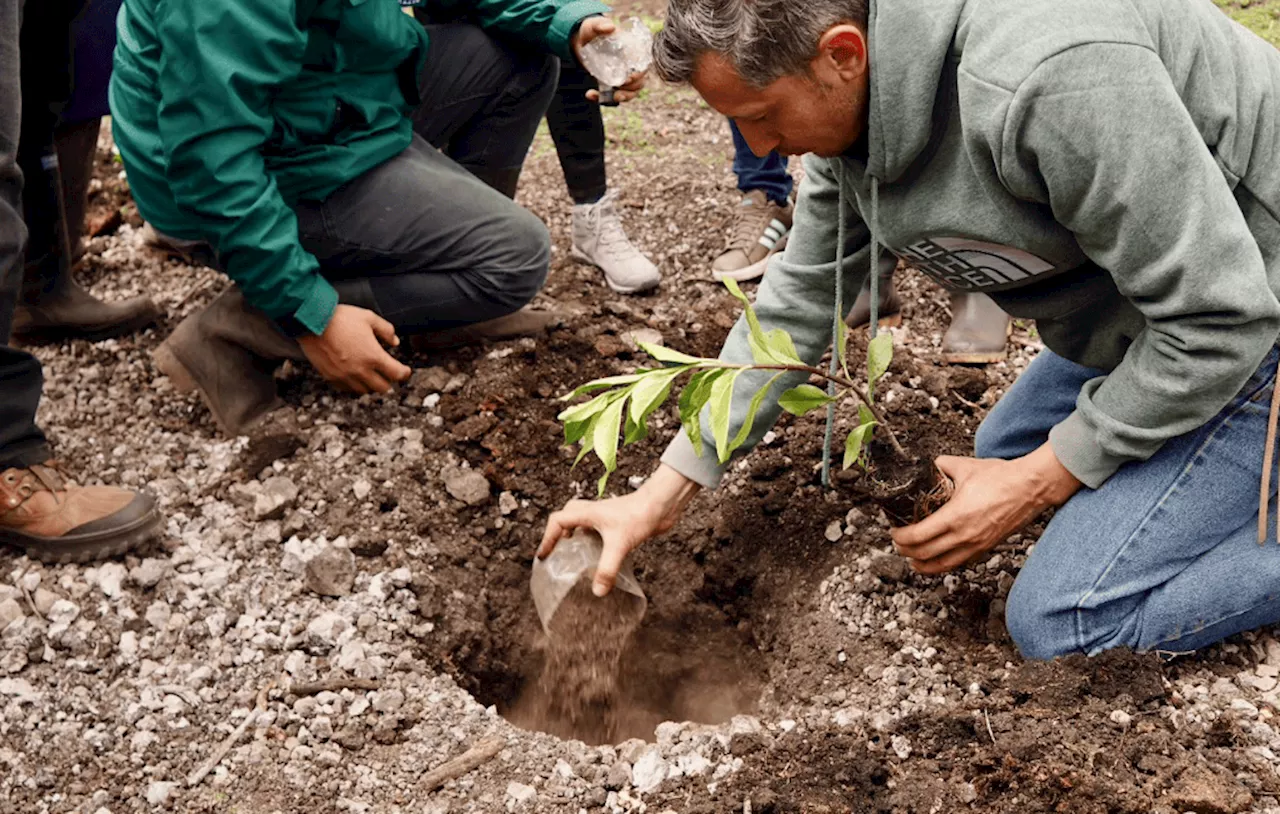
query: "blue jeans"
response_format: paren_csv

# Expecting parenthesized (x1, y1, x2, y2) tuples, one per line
(730, 119, 792, 206)
(977, 346, 1280, 658)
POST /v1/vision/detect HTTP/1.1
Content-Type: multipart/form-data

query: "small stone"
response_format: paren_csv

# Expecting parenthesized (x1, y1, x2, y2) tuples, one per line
(1266, 637, 1280, 668)
(130, 559, 169, 589)
(1243, 673, 1278, 693)
(97, 562, 128, 598)
(506, 782, 537, 804)
(824, 521, 843, 542)
(0, 598, 24, 629)
(868, 551, 910, 583)
(352, 479, 372, 501)
(306, 612, 349, 648)
(409, 367, 451, 394)
(305, 543, 356, 597)
(1108, 709, 1132, 727)
(1231, 698, 1260, 719)
(632, 750, 670, 794)
(145, 601, 171, 629)
(145, 781, 176, 806)
(371, 689, 405, 713)
(119, 631, 139, 663)
(625, 328, 664, 351)
(605, 761, 632, 790)
(958, 782, 978, 804)
(1258, 663, 1280, 679)
(442, 466, 490, 506)
(32, 588, 57, 616)
(891, 734, 911, 759)
(47, 599, 81, 627)
(498, 491, 519, 516)
(254, 476, 299, 521)
(1163, 766, 1253, 814)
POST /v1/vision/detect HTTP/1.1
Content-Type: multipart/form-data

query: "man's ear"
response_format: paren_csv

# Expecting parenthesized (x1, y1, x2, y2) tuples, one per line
(816, 24, 868, 82)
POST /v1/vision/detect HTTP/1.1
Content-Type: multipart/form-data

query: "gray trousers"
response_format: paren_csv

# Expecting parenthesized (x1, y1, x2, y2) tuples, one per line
(294, 22, 560, 333)
(0, 0, 51, 469)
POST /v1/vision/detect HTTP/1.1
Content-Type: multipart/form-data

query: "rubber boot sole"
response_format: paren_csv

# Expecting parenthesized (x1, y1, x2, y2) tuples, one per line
(10, 301, 162, 344)
(941, 321, 1013, 365)
(0, 499, 163, 564)
(571, 246, 660, 294)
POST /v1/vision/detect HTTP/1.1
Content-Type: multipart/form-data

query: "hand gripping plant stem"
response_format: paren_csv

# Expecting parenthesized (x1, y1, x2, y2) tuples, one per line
(557, 278, 913, 496)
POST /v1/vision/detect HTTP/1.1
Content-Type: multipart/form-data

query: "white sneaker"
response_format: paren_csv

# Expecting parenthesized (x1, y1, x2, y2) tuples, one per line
(571, 192, 661, 294)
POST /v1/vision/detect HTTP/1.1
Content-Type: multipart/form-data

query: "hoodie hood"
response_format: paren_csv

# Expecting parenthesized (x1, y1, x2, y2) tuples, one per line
(865, 0, 966, 182)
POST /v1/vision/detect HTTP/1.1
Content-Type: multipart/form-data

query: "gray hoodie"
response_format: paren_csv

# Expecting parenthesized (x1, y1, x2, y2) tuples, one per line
(662, 0, 1280, 491)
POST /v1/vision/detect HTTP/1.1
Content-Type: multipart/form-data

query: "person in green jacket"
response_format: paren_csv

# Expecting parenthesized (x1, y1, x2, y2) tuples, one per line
(110, 0, 642, 435)
(543, 0, 1280, 660)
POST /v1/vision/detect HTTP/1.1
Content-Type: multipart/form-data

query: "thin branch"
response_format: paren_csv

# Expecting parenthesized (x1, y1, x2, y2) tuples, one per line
(422, 736, 505, 792)
(708, 361, 914, 461)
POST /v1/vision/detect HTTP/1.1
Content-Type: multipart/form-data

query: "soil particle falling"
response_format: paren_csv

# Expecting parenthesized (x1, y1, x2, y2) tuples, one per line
(515, 577, 645, 744)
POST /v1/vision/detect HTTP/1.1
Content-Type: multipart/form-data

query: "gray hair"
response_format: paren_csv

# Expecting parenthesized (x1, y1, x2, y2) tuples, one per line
(653, 0, 870, 88)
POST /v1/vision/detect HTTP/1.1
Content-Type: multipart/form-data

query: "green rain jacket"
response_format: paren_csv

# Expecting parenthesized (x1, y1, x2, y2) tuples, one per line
(109, 0, 607, 334)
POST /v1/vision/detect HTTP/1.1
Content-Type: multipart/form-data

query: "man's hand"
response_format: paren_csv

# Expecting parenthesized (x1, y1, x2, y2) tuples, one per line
(891, 444, 1082, 575)
(540, 464, 700, 596)
(297, 304, 412, 394)
(572, 17, 647, 104)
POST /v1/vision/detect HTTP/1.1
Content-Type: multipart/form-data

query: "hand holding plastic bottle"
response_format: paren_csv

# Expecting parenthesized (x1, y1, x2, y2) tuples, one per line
(572, 17, 651, 105)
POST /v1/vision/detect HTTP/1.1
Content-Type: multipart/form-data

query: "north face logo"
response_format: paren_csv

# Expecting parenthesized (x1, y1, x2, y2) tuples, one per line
(896, 237, 1059, 292)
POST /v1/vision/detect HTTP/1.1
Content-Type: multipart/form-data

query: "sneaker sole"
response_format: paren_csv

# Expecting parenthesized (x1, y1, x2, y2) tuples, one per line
(1, 505, 163, 564)
(570, 247, 661, 294)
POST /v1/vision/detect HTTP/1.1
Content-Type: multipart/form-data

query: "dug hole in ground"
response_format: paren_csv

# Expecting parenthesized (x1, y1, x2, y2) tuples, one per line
(7, 25, 1280, 814)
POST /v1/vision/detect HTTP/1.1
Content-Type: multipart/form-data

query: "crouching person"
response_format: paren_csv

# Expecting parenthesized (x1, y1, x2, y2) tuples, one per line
(109, 0, 634, 435)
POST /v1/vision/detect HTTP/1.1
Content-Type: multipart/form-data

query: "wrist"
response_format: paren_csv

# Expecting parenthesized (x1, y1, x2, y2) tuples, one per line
(1025, 443, 1082, 508)
(641, 464, 700, 513)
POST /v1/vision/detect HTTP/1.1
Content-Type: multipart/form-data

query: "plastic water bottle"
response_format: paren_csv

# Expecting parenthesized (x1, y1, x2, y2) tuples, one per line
(579, 18, 653, 105)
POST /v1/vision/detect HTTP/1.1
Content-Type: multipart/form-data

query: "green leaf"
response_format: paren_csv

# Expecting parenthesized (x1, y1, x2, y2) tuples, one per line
(629, 368, 680, 426)
(678, 369, 722, 457)
(836, 318, 851, 378)
(623, 410, 647, 445)
(762, 329, 803, 366)
(868, 332, 894, 386)
(592, 396, 627, 475)
(858, 403, 875, 427)
(778, 384, 838, 416)
(709, 369, 745, 464)
(564, 417, 592, 445)
(722, 278, 767, 347)
(571, 418, 597, 469)
(638, 342, 704, 366)
(842, 421, 878, 470)
(597, 471, 611, 498)
(559, 373, 645, 402)
(728, 374, 783, 455)
(557, 387, 627, 424)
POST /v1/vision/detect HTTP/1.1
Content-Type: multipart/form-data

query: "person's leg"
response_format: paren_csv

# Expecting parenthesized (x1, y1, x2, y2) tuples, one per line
(973, 349, 1105, 461)
(410, 22, 558, 197)
(546, 59, 659, 294)
(1003, 343, 1280, 658)
(712, 119, 794, 281)
(295, 136, 549, 334)
(0, 0, 160, 562)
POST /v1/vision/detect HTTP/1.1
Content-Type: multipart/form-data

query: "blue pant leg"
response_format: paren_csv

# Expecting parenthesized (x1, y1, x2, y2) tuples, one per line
(729, 119, 792, 205)
(974, 349, 1104, 460)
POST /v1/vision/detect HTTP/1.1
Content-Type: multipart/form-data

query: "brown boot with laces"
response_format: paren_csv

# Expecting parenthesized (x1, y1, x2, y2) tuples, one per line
(0, 462, 161, 563)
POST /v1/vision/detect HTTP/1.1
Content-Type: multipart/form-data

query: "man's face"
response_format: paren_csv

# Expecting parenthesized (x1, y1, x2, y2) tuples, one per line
(690, 31, 869, 159)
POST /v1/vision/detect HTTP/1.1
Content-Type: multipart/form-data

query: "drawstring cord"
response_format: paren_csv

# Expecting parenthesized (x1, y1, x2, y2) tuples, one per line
(1260, 354, 1280, 543)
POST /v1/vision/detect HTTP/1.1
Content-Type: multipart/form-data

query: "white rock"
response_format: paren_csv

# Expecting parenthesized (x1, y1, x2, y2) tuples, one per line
(306, 612, 349, 648)
(676, 753, 712, 777)
(305, 542, 355, 597)
(778, 719, 797, 733)
(442, 466, 490, 506)
(96, 563, 128, 598)
(119, 631, 139, 663)
(1109, 709, 1132, 727)
(254, 476, 299, 521)
(352, 479, 372, 501)
(0, 597, 24, 629)
(130, 559, 169, 588)
(145, 781, 177, 806)
(47, 598, 81, 627)
(506, 782, 537, 804)
(372, 688, 405, 713)
(891, 735, 912, 759)
(1232, 698, 1260, 719)
(631, 750, 670, 794)
(824, 521, 843, 542)
(336, 641, 366, 672)
(32, 588, 58, 616)
(1266, 637, 1280, 667)
(0, 678, 40, 700)
(498, 491, 519, 516)
(145, 601, 171, 630)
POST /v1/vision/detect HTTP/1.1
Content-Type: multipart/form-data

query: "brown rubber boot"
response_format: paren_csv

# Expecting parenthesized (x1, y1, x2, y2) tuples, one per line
(409, 306, 564, 352)
(153, 287, 305, 435)
(941, 292, 1012, 365)
(845, 262, 903, 330)
(0, 462, 162, 563)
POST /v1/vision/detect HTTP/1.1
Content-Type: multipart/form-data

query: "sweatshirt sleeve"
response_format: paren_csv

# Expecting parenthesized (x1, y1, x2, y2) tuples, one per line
(1001, 42, 1280, 488)
(427, 0, 610, 61)
(155, 0, 338, 335)
(660, 155, 874, 488)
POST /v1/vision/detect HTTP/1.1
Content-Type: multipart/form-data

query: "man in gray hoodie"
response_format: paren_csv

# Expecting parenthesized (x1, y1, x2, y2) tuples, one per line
(542, 0, 1280, 660)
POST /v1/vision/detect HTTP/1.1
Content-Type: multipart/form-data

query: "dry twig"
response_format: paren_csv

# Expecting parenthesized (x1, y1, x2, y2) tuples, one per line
(187, 681, 273, 787)
(422, 737, 504, 792)
(288, 677, 381, 696)
(983, 709, 996, 745)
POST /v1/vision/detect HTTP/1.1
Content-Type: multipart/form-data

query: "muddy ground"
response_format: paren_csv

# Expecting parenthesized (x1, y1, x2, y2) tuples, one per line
(5, 5, 1280, 813)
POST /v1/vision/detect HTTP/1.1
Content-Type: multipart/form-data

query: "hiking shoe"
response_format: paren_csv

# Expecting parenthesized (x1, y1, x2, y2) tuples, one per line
(845, 262, 903, 330)
(711, 190, 793, 282)
(0, 461, 161, 563)
(571, 193, 660, 294)
(942, 292, 1012, 365)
